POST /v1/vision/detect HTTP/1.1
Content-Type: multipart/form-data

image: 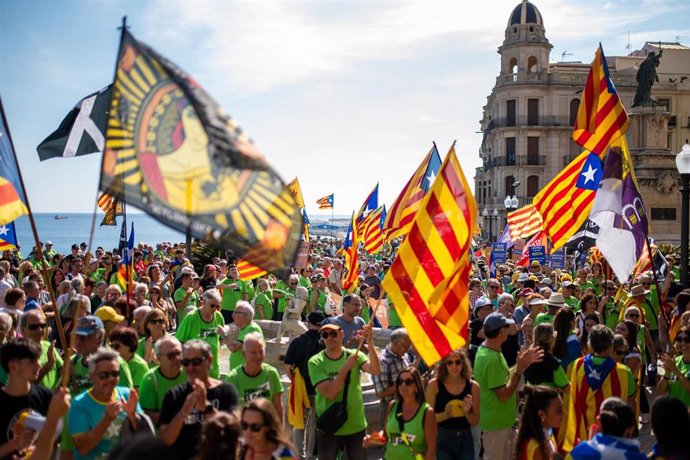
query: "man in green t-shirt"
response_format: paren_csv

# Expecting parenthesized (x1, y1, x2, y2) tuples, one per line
(308, 319, 381, 460)
(139, 336, 187, 425)
(535, 293, 566, 326)
(474, 312, 543, 460)
(252, 278, 274, 320)
(273, 275, 298, 321)
(561, 282, 580, 311)
(222, 301, 264, 371)
(174, 272, 201, 324)
(20, 309, 63, 390)
(176, 289, 225, 378)
(225, 333, 283, 419)
(658, 330, 690, 408)
(217, 264, 249, 324)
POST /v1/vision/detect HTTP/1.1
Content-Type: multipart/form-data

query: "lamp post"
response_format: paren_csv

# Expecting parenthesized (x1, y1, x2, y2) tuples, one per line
(676, 140, 690, 288)
(482, 208, 499, 242)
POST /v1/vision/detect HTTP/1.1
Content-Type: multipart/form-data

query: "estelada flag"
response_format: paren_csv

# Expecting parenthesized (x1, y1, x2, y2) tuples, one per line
(316, 194, 334, 209)
(382, 143, 477, 366)
(0, 97, 29, 226)
(342, 212, 359, 292)
(363, 206, 386, 254)
(100, 29, 302, 275)
(0, 220, 18, 251)
(384, 143, 442, 241)
(355, 183, 378, 237)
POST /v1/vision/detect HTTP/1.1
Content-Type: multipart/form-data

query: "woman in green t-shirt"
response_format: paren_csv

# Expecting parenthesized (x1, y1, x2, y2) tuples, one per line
(365, 367, 436, 460)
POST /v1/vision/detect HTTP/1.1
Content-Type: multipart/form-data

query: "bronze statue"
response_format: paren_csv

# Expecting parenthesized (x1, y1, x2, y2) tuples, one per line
(632, 48, 663, 107)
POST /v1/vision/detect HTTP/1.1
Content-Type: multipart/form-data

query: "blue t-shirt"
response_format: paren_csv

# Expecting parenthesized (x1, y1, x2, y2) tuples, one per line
(69, 386, 143, 460)
(24, 298, 40, 311)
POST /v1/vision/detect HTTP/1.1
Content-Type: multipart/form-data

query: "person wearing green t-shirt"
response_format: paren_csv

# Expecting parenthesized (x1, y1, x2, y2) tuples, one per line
(388, 298, 402, 329)
(20, 309, 63, 390)
(561, 282, 580, 312)
(309, 275, 331, 315)
(217, 265, 249, 324)
(274, 276, 298, 321)
(174, 272, 201, 324)
(222, 301, 264, 371)
(139, 336, 187, 425)
(474, 312, 543, 460)
(658, 328, 690, 408)
(534, 293, 567, 326)
(225, 333, 284, 419)
(176, 289, 225, 378)
(252, 278, 274, 320)
(308, 319, 381, 460)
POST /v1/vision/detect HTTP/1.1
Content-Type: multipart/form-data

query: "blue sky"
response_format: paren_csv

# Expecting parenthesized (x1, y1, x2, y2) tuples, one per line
(1, 0, 688, 218)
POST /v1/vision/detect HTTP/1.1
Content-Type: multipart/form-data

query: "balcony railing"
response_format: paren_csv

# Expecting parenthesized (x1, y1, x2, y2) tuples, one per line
(496, 71, 638, 89)
(485, 115, 573, 131)
(484, 155, 546, 170)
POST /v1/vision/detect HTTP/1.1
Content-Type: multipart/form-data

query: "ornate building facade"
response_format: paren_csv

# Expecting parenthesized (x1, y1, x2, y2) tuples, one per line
(474, 0, 690, 243)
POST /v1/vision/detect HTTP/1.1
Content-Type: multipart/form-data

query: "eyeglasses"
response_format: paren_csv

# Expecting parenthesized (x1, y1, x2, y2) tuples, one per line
(162, 350, 182, 360)
(208, 303, 221, 309)
(446, 359, 462, 366)
(396, 378, 416, 386)
(614, 349, 627, 356)
(96, 371, 120, 380)
(240, 421, 264, 432)
(675, 335, 690, 343)
(488, 286, 499, 289)
(26, 323, 47, 331)
(626, 313, 640, 318)
(110, 343, 122, 350)
(149, 319, 166, 325)
(181, 357, 205, 367)
(289, 283, 298, 287)
(321, 330, 338, 339)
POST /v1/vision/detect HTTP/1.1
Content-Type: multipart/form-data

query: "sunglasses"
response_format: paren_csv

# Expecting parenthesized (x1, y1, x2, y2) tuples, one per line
(626, 313, 640, 318)
(162, 350, 182, 360)
(96, 371, 120, 380)
(446, 359, 462, 366)
(240, 422, 264, 432)
(27, 323, 47, 331)
(397, 378, 416, 387)
(614, 349, 627, 356)
(149, 319, 166, 325)
(208, 303, 221, 309)
(181, 357, 206, 367)
(675, 336, 690, 343)
(488, 286, 499, 289)
(321, 330, 338, 339)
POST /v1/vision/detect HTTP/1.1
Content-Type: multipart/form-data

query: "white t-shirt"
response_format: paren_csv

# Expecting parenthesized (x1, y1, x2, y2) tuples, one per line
(0, 279, 12, 308)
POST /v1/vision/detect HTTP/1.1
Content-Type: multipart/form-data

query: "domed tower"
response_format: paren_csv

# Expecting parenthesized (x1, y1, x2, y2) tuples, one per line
(499, 0, 552, 76)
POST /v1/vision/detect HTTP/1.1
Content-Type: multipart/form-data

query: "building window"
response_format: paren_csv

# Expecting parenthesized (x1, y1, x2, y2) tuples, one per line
(527, 175, 539, 198)
(527, 56, 538, 73)
(505, 175, 515, 197)
(527, 137, 539, 164)
(527, 99, 539, 125)
(507, 99, 516, 126)
(570, 99, 580, 126)
(506, 137, 516, 165)
(651, 208, 676, 220)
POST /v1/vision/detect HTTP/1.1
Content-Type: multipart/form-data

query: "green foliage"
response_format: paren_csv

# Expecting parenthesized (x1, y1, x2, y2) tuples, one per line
(190, 240, 225, 273)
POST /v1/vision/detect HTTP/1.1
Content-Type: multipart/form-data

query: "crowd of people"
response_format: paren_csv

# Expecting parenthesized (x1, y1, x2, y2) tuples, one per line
(0, 237, 689, 459)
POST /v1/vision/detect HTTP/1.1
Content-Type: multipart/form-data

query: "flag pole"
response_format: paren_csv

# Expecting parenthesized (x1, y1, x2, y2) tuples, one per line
(645, 237, 669, 325)
(0, 99, 69, 375)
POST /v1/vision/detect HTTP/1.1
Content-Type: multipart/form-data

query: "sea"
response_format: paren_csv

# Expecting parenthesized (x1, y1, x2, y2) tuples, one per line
(11, 213, 352, 254)
(12, 213, 184, 254)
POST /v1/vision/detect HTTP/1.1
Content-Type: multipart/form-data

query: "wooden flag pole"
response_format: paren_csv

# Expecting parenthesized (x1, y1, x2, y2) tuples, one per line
(0, 99, 70, 382)
(356, 299, 382, 353)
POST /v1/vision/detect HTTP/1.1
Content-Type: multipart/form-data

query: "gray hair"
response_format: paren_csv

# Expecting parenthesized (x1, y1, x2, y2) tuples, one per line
(288, 274, 300, 283)
(257, 278, 269, 289)
(87, 347, 120, 374)
(497, 293, 514, 305)
(182, 339, 212, 358)
(390, 328, 409, 345)
(19, 309, 45, 328)
(154, 335, 182, 355)
(134, 283, 148, 294)
(234, 301, 254, 318)
(242, 332, 265, 351)
(203, 289, 222, 303)
(0, 311, 13, 329)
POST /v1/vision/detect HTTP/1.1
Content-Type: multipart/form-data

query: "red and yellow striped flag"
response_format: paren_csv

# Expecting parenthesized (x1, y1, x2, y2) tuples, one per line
(533, 150, 602, 250)
(572, 44, 629, 155)
(382, 143, 476, 365)
(237, 259, 268, 280)
(383, 144, 442, 241)
(363, 206, 386, 254)
(507, 204, 544, 239)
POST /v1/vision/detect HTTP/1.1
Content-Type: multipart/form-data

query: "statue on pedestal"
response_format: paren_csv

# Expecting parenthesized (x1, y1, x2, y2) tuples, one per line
(633, 48, 663, 108)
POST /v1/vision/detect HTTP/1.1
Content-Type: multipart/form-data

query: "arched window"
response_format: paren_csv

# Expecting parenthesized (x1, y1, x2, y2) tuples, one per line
(505, 175, 516, 197)
(509, 57, 518, 81)
(527, 175, 539, 198)
(570, 99, 580, 126)
(527, 56, 538, 73)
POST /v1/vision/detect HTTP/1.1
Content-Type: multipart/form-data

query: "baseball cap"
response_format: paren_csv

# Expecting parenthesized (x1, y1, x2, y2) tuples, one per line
(320, 318, 342, 332)
(307, 311, 326, 325)
(45, 241, 53, 246)
(483, 312, 515, 331)
(94, 307, 125, 324)
(473, 297, 493, 313)
(75, 315, 105, 336)
(561, 281, 574, 288)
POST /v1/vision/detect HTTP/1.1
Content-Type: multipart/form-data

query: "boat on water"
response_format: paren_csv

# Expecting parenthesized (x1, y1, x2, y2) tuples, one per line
(54, 215, 68, 220)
